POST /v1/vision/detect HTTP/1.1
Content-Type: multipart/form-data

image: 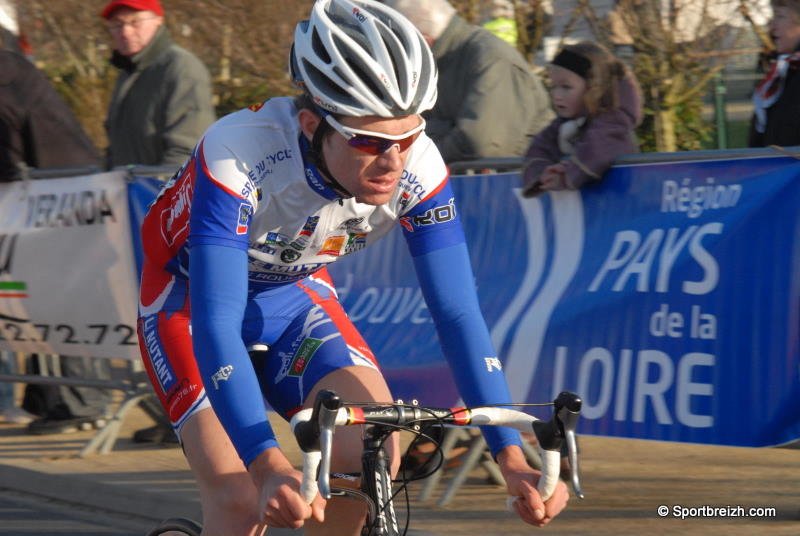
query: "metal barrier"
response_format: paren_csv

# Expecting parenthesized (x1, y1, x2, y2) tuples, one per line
(3, 144, 799, 458)
(0, 164, 177, 455)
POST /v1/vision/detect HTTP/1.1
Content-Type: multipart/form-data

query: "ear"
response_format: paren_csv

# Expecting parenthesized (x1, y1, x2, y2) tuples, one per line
(298, 108, 322, 141)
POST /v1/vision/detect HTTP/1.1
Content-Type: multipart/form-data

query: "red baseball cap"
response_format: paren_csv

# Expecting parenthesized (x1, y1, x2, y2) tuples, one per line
(100, 0, 164, 19)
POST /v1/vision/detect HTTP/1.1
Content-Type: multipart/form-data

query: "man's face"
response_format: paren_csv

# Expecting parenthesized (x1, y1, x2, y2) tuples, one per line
(106, 7, 163, 56)
(317, 114, 424, 206)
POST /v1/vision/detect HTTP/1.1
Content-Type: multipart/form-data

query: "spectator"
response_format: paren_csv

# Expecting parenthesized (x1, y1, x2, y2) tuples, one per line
(480, 0, 517, 47)
(100, 0, 216, 444)
(0, 52, 102, 181)
(102, 0, 215, 169)
(749, 0, 800, 147)
(0, 354, 35, 424)
(521, 41, 642, 197)
(383, 0, 553, 163)
(0, 49, 113, 433)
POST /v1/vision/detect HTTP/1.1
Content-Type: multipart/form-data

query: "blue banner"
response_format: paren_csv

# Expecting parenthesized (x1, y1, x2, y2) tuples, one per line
(327, 155, 800, 448)
(128, 154, 800, 447)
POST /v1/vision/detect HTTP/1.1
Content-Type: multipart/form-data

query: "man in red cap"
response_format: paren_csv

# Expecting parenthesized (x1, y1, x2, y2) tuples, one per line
(100, 0, 215, 446)
(100, 0, 215, 170)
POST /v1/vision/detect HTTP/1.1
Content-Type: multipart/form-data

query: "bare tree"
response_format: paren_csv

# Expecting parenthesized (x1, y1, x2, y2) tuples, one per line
(17, 0, 312, 152)
(15, 0, 768, 154)
(577, 0, 766, 152)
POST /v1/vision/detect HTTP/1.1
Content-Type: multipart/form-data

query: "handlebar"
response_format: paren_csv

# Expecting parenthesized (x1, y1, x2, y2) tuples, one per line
(290, 390, 584, 505)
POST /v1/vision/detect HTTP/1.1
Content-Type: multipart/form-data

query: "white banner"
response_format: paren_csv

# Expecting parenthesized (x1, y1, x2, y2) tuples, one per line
(0, 172, 140, 359)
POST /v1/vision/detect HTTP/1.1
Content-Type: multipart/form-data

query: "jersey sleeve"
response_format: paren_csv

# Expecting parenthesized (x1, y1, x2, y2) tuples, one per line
(188, 139, 258, 251)
(399, 179, 466, 257)
(189, 243, 279, 466)
(407, 231, 522, 457)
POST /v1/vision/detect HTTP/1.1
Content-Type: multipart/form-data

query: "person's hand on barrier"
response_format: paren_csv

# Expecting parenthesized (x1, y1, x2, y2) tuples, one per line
(497, 445, 569, 527)
(250, 448, 326, 529)
(538, 163, 568, 192)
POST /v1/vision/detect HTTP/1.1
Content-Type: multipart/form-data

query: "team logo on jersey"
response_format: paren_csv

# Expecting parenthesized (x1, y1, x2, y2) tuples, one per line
(247, 101, 265, 112)
(399, 197, 456, 232)
(399, 191, 411, 210)
(281, 248, 301, 263)
(399, 216, 413, 232)
(338, 217, 365, 232)
(318, 235, 346, 256)
(265, 232, 290, 246)
(399, 169, 427, 202)
(289, 338, 323, 376)
(252, 242, 277, 255)
(344, 233, 367, 255)
(286, 216, 320, 252)
(302, 216, 320, 233)
(211, 365, 234, 389)
(158, 169, 194, 247)
(484, 357, 503, 372)
(237, 203, 253, 235)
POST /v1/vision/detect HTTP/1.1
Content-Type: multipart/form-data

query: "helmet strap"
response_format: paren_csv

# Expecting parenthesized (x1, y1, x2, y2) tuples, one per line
(309, 114, 353, 200)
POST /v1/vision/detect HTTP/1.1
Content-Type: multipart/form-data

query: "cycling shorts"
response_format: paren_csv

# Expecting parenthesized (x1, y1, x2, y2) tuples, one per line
(136, 268, 379, 440)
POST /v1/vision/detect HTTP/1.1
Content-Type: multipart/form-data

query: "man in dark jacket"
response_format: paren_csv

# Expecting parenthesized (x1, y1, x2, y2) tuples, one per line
(384, 0, 554, 164)
(101, 0, 215, 169)
(0, 49, 115, 434)
(0, 51, 100, 181)
(749, 0, 800, 147)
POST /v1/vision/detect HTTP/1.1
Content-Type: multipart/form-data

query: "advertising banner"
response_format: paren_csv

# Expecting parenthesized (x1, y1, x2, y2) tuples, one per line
(0, 172, 140, 359)
(328, 155, 800, 447)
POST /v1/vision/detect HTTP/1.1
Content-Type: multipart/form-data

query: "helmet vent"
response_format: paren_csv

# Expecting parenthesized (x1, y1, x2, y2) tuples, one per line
(311, 28, 332, 64)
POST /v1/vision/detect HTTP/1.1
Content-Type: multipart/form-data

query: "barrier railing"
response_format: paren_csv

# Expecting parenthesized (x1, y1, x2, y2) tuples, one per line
(2, 145, 798, 457)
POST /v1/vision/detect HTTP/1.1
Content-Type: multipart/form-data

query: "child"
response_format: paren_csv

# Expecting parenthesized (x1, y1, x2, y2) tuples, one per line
(522, 41, 642, 197)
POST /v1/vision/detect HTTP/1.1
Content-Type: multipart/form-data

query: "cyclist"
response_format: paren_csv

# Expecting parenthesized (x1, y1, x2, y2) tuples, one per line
(137, 0, 569, 534)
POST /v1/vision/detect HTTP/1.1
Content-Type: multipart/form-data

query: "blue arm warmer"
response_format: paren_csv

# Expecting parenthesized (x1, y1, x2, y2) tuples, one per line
(411, 242, 522, 457)
(189, 243, 278, 467)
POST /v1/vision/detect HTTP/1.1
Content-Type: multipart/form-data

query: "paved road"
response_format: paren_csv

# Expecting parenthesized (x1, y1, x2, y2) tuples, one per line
(0, 489, 151, 536)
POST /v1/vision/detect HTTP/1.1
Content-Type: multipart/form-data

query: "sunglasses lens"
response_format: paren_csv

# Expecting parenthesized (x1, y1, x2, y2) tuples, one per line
(347, 136, 389, 155)
(347, 133, 419, 155)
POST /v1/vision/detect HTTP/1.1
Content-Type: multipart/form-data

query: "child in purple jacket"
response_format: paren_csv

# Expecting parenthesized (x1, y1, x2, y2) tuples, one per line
(522, 41, 643, 197)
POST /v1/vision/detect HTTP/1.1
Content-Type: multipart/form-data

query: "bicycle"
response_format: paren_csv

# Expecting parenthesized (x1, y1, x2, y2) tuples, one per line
(290, 389, 585, 536)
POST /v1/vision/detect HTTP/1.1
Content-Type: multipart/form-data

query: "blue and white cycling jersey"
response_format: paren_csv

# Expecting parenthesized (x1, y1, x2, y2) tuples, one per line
(138, 97, 520, 466)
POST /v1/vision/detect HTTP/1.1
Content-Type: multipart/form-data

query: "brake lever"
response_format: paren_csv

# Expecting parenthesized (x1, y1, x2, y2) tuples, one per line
(554, 391, 584, 499)
(315, 390, 342, 500)
(532, 391, 584, 499)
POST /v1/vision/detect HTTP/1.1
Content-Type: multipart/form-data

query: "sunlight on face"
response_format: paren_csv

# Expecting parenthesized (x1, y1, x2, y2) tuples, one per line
(322, 115, 423, 206)
(548, 65, 588, 119)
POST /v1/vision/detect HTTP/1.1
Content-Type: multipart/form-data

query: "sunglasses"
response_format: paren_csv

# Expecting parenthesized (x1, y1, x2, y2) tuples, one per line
(322, 113, 426, 156)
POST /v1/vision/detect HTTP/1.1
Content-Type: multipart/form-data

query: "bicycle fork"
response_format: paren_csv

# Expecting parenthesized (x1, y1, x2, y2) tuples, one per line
(360, 426, 401, 536)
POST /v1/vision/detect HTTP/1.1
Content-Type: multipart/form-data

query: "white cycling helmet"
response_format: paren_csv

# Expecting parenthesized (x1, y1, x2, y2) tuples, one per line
(290, 0, 438, 117)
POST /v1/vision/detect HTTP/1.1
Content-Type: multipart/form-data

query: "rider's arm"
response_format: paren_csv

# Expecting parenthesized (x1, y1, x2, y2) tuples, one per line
(188, 150, 278, 468)
(401, 180, 522, 457)
(189, 243, 279, 466)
